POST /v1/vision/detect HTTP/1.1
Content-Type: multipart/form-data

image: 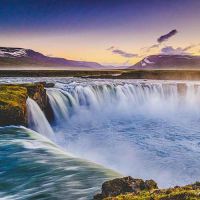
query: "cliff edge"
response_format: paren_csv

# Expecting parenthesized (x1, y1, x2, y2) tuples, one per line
(0, 82, 54, 126)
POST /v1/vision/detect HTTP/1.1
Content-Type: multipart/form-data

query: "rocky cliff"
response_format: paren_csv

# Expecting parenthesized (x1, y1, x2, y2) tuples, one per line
(0, 82, 54, 126)
(94, 176, 200, 200)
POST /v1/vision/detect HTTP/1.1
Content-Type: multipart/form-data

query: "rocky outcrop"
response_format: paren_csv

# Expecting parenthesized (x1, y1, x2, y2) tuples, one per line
(0, 82, 54, 126)
(94, 176, 158, 200)
(22, 82, 54, 121)
(94, 177, 200, 200)
(0, 85, 28, 126)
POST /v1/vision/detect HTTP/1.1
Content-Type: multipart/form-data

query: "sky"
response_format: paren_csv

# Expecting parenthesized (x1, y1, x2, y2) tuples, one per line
(0, 0, 200, 66)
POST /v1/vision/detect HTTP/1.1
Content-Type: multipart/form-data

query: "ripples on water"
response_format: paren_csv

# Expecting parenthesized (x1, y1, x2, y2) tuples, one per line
(1, 77, 200, 199)
(0, 126, 118, 200)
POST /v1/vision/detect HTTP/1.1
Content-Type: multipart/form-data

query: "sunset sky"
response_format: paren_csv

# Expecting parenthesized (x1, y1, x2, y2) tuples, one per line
(0, 0, 200, 66)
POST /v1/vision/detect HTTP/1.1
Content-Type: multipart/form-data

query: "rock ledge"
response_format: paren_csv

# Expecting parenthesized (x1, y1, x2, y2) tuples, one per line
(0, 82, 54, 126)
(94, 176, 200, 200)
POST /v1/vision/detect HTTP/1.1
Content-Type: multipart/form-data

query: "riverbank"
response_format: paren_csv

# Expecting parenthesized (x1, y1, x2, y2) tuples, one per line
(94, 176, 200, 200)
(1, 69, 200, 80)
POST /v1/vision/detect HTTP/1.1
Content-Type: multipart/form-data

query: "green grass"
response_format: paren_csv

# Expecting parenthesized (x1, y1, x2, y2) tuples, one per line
(0, 85, 28, 125)
(0, 85, 27, 109)
(104, 185, 200, 200)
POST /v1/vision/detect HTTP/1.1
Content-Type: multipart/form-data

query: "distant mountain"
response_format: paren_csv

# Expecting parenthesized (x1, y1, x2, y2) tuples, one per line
(129, 55, 200, 69)
(0, 47, 103, 69)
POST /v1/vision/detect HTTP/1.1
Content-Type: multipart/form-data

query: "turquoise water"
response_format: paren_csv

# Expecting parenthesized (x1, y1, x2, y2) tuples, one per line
(0, 126, 118, 200)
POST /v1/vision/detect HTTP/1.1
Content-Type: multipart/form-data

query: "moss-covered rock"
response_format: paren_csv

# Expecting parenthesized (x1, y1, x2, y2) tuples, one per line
(0, 82, 54, 126)
(24, 82, 54, 122)
(94, 177, 200, 200)
(94, 176, 158, 200)
(0, 85, 28, 126)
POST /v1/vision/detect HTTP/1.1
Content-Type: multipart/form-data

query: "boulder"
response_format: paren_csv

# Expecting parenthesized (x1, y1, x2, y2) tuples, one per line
(94, 178, 200, 200)
(94, 176, 158, 199)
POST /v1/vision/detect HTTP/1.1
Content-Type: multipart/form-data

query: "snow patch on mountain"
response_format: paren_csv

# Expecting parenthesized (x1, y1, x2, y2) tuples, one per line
(0, 48, 27, 58)
(144, 57, 154, 64)
(141, 62, 146, 67)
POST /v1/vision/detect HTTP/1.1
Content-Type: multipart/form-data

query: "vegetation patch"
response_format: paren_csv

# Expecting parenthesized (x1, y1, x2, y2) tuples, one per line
(0, 82, 54, 126)
(0, 85, 28, 126)
(94, 177, 200, 200)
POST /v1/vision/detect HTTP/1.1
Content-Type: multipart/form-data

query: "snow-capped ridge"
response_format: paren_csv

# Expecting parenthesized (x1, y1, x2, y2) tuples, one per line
(129, 54, 200, 69)
(0, 47, 104, 69)
(0, 47, 27, 58)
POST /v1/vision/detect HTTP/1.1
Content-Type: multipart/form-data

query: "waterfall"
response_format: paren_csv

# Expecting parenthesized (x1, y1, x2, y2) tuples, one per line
(46, 81, 200, 127)
(24, 79, 200, 187)
(47, 83, 177, 116)
(27, 98, 55, 141)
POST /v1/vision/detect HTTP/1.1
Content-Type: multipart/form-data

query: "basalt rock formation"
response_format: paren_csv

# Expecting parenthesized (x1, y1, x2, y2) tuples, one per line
(94, 176, 200, 200)
(0, 82, 54, 126)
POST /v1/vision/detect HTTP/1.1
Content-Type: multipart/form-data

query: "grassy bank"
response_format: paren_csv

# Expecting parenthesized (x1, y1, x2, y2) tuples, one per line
(0, 85, 28, 126)
(1, 69, 200, 80)
(0, 82, 53, 126)
(94, 177, 200, 200)
(105, 185, 200, 200)
(0, 69, 120, 77)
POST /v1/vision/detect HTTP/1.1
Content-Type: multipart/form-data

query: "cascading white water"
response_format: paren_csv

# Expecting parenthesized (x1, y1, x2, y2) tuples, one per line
(26, 98, 55, 141)
(47, 82, 200, 122)
(45, 80, 200, 187)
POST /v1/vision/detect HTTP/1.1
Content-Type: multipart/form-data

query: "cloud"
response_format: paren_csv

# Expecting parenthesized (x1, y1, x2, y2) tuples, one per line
(141, 43, 160, 54)
(182, 44, 200, 51)
(157, 29, 178, 43)
(160, 46, 190, 55)
(150, 44, 160, 49)
(107, 46, 115, 50)
(112, 49, 138, 58)
(107, 46, 138, 58)
(160, 44, 200, 55)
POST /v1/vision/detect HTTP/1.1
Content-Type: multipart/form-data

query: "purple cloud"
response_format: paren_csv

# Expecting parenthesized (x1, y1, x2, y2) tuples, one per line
(161, 46, 189, 55)
(161, 44, 200, 55)
(182, 44, 200, 51)
(107, 46, 115, 50)
(157, 29, 178, 43)
(107, 46, 138, 58)
(112, 49, 138, 58)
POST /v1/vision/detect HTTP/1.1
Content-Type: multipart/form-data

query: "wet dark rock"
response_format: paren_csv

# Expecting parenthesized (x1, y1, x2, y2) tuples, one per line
(94, 176, 158, 199)
(36, 82, 55, 88)
(44, 82, 55, 88)
(24, 82, 54, 123)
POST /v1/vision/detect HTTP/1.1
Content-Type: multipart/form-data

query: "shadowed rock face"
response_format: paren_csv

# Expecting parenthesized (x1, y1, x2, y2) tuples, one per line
(94, 176, 158, 200)
(0, 82, 54, 126)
